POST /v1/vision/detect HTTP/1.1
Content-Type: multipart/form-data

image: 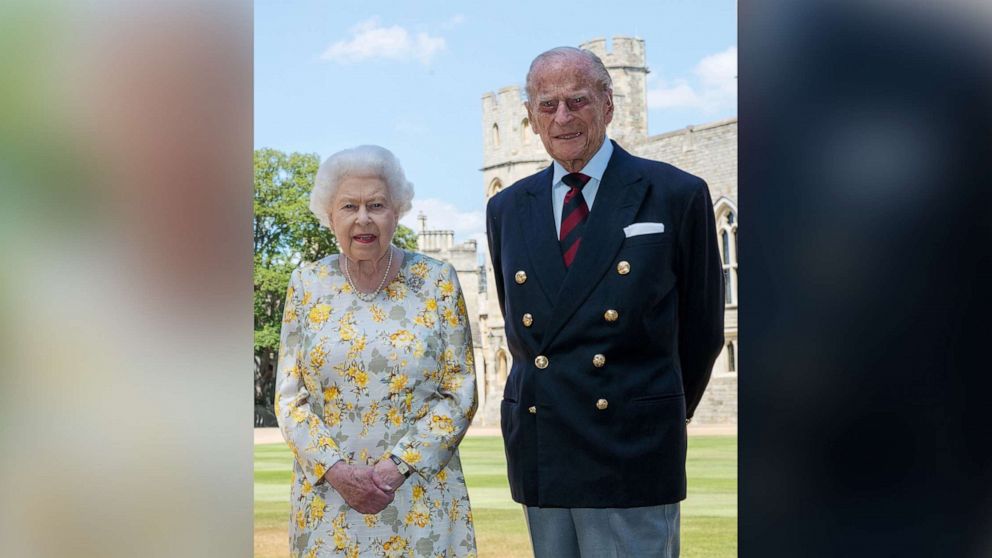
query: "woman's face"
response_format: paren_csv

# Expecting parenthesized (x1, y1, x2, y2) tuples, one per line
(329, 175, 398, 263)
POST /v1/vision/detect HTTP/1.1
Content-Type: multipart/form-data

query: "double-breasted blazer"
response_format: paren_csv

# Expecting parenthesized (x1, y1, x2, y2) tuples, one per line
(486, 141, 724, 508)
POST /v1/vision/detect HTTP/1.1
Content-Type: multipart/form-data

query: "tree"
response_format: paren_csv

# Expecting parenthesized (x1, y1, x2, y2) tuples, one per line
(254, 148, 418, 426)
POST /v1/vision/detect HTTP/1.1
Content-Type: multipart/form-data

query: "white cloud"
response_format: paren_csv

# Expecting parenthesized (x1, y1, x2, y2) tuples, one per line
(696, 46, 738, 96)
(320, 17, 446, 65)
(400, 198, 485, 239)
(647, 46, 737, 114)
(647, 79, 703, 109)
(399, 197, 489, 264)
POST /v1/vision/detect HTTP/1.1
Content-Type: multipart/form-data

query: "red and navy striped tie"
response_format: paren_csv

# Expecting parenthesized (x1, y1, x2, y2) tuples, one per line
(559, 172, 591, 268)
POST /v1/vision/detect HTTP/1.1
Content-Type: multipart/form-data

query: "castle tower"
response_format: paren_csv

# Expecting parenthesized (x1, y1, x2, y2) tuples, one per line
(580, 37, 649, 147)
(479, 86, 549, 424)
(415, 216, 487, 419)
(480, 86, 550, 200)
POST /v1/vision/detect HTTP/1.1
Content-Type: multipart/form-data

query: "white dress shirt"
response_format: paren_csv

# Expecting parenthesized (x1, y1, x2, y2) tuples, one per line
(551, 136, 614, 237)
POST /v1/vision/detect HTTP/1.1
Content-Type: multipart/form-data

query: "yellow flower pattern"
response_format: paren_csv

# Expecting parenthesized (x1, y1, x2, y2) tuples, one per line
(387, 407, 404, 427)
(307, 303, 332, 329)
(283, 303, 298, 324)
(369, 304, 386, 323)
(275, 253, 477, 557)
(430, 414, 456, 435)
(388, 374, 409, 394)
(401, 448, 422, 466)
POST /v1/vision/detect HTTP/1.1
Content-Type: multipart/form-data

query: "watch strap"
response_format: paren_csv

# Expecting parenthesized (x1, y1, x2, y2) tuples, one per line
(389, 454, 412, 478)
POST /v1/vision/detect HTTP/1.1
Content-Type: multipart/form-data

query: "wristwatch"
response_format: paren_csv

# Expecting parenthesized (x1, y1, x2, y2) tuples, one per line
(389, 454, 412, 478)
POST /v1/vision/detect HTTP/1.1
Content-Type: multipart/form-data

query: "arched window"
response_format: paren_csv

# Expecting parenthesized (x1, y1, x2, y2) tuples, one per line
(726, 341, 737, 373)
(521, 118, 530, 144)
(496, 350, 508, 388)
(714, 198, 738, 306)
(492, 123, 500, 148)
(488, 178, 503, 198)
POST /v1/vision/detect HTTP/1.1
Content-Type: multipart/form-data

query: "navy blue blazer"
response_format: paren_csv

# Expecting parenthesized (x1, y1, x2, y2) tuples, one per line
(486, 141, 724, 508)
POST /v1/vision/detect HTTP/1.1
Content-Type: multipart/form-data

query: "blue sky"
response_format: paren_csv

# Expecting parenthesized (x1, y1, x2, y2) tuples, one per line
(255, 1, 737, 250)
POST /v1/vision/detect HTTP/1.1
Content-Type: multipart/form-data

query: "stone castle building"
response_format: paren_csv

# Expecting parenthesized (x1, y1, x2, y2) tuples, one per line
(420, 37, 737, 426)
(412, 213, 488, 392)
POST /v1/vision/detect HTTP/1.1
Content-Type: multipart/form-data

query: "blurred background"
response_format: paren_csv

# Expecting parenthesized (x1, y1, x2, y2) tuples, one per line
(741, 1, 992, 556)
(0, 1, 252, 557)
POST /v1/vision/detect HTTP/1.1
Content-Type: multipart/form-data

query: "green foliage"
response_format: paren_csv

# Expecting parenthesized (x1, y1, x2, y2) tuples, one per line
(253, 148, 326, 347)
(254, 148, 333, 267)
(253, 147, 420, 422)
(392, 221, 419, 251)
(254, 149, 332, 420)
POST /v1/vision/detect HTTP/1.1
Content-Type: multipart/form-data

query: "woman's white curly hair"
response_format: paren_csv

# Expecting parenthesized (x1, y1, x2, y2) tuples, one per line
(309, 145, 415, 229)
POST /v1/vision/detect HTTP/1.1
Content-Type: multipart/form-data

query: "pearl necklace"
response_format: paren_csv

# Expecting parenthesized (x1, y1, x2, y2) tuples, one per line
(343, 248, 394, 302)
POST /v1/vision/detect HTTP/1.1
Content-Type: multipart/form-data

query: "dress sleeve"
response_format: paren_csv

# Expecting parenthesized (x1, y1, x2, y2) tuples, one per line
(275, 267, 342, 485)
(392, 263, 479, 479)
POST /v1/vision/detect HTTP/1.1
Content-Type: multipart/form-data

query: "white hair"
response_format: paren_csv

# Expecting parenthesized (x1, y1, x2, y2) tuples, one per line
(525, 46, 613, 101)
(309, 145, 415, 229)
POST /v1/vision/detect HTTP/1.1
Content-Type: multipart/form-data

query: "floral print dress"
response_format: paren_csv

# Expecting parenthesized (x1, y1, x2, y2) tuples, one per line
(276, 251, 478, 558)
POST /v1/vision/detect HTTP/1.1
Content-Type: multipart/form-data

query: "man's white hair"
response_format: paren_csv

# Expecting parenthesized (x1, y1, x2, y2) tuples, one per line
(525, 46, 613, 101)
(309, 145, 415, 229)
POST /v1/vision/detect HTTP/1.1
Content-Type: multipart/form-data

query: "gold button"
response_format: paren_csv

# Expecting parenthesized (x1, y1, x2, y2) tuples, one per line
(604, 309, 619, 322)
(522, 313, 534, 327)
(617, 261, 631, 275)
(592, 354, 606, 368)
(528, 406, 537, 414)
(596, 398, 609, 410)
(515, 270, 527, 284)
(534, 355, 549, 369)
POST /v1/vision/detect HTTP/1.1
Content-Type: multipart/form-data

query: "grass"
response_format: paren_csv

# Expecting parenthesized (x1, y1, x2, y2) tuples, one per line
(255, 435, 736, 557)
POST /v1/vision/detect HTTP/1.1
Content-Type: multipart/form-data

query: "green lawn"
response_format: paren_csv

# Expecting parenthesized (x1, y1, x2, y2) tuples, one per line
(255, 435, 736, 557)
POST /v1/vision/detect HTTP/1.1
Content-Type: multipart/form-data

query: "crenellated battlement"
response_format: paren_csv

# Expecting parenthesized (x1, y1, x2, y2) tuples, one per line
(580, 36, 646, 70)
(480, 84, 542, 170)
(481, 86, 525, 110)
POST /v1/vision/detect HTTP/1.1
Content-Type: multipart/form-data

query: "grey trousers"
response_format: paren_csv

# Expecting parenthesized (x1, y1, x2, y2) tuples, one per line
(524, 503, 680, 558)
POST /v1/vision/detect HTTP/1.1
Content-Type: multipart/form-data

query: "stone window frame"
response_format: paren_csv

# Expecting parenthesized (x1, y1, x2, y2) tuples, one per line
(726, 340, 737, 374)
(495, 349, 509, 389)
(488, 178, 503, 198)
(714, 197, 738, 308)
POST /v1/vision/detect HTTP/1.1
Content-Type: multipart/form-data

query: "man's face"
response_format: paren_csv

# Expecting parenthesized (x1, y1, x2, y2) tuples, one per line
(527, 57, 614, 172)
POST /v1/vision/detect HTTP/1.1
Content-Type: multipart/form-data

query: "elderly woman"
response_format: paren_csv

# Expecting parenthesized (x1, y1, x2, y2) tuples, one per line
(276, 145, 478, 557)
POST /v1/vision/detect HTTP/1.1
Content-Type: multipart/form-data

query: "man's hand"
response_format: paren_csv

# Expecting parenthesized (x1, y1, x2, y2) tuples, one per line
(324, 462, 394, 514)
(371, 458, 407, 494)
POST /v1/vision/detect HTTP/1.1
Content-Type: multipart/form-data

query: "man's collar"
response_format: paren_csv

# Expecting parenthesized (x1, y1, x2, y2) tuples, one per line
(552, 136, 614, 185)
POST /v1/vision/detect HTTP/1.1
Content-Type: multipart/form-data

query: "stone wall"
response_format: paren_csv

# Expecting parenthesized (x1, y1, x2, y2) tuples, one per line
(692, 375, 737, 424)
(633, 118, 738, 205)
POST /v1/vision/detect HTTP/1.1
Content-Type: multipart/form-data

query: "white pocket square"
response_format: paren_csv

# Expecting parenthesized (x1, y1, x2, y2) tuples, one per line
(623, 222, 665, 237)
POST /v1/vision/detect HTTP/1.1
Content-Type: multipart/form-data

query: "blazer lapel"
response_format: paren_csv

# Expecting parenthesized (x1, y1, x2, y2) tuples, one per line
(541, 144, 650, 350)
(517, 167, 565, 306)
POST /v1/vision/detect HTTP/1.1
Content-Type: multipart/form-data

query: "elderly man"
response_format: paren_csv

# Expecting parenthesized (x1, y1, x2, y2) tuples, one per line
(485, 46, 724, 557)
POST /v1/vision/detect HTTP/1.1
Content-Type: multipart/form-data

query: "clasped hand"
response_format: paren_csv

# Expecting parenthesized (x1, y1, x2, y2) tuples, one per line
(325, 460, 406, 514)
